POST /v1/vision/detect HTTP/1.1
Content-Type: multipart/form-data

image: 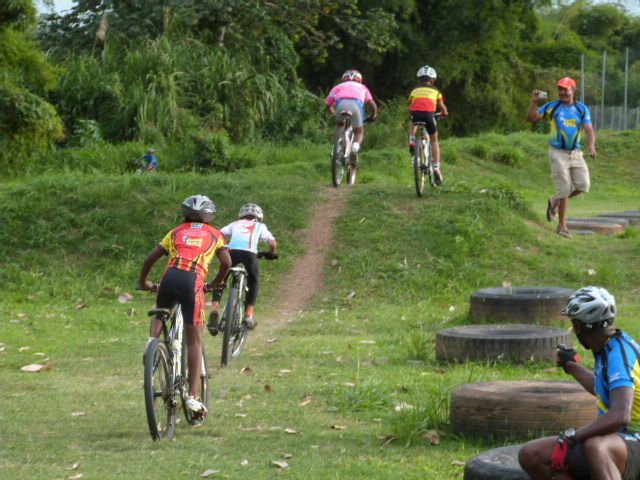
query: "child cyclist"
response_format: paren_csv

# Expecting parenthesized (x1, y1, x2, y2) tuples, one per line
(139, 195, 231, 416)
(208, 203, 277, 335)
(408, 65, 448, 185)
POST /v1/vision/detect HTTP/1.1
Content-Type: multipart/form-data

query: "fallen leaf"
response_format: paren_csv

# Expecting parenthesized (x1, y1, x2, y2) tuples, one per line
(67, 474, 83, 480)
(284, 428, 298, 434)
(380, 434, 398, 446)
(200, 469, 220, 477)
(0, 345, 4, 353)
(359, 340, 375, 345)
(126, 308, 136, 317)
(235, 413, 247, 418)
(68, 462, 80, 470)
(343, 382, 355, 388)
(266, 338, 277, 344)
(423, 429, 441, 445)
(75, 302, 86, 310)
(20, 363, 43, 372)
(17, 312, 28, 319)
(271, 460, 289, 470)
(264, 385, 272, 393)
(118, 293, 133, 304)
(19, 346, 30, 352)
(70, 411, 86, 417)
(588, 268, 596, 276)
(346, 291, 356, 300)
(502, 281, 512, 288)
(283, 453, 293, 459)
(33, 352, 46, 356)
(331, 425, 347, 430)
(240, 459, 248, 466)
(241, 366, 252, 374)
(331, 259, 338, 266)
(298, 396, 313, 407)
(394, 402, 415, 412)
(451, 460, 466, 466)
(335, 355, 344, 362)
(448, 305, 456, 312)
(278, 369, 291, 375)
(43, 360, 54, 371)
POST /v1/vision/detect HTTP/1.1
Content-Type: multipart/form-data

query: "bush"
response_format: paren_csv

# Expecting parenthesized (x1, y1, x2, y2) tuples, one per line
(492, 145, 526, 166)
(191, 130, 247, 171)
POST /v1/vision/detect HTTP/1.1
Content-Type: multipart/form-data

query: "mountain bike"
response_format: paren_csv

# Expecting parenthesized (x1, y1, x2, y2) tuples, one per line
(143, 303, 210, 440)
(412, 113, 442, 197)
(218, 252, 277, 366)
(331, 110, 358, 187)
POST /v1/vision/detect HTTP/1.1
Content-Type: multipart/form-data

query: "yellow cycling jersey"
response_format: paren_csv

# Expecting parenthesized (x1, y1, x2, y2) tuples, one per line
(409, 86, 443, 113)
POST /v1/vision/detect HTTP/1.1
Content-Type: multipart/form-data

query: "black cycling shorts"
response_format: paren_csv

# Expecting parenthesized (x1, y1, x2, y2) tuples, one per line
(568, 434, 640, 479)
(156, 267, 205, 326)
(410, 111, 438, 135)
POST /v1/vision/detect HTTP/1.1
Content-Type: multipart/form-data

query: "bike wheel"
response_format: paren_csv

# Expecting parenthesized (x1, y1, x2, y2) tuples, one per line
(143, 339, 177, 440)
(221, 285, 249, 366)
(181, 338, 211, 425)
(413, 143, 425, 197)
(331, 135, 345, 187)
(347, 161, 357, 186)
(426, 143, 436, 187)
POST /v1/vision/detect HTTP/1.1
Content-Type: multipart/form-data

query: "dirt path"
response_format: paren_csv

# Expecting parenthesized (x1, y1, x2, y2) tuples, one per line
(258, 186, 349, 336)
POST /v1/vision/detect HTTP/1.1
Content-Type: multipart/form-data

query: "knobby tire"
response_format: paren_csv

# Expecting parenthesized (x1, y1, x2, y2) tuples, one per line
(144, 339, 176, 441)
(181, 336, 211, 425)
(413, 142, 425, 197)
(221, 283, 248, 366)
(331, 132, 345, 187)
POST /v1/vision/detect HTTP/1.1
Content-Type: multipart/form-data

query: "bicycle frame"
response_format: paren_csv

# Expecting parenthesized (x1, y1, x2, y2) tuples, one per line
(331, 111, 357, 187)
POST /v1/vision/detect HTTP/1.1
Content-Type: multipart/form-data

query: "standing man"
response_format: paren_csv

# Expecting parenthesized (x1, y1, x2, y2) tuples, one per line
(518, 286, 640, 480)
(527, 77, 596, 238)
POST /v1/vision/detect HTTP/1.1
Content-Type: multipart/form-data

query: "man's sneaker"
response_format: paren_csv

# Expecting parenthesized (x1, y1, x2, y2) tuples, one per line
(409, 141, 416, 155)
(207, 310, 220, 336)
(243, 316, 257, 330)
(433, 166, 443, 185)
(185, 395, 208, 416)
(352, 142, 360, 154)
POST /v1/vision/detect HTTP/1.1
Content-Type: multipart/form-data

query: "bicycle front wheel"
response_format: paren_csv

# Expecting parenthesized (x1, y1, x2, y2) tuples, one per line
(221, 285, 248, 366)
(413, 143, 425, 197)
(143, 339, 177, 440)
(331, 135, 345, 187)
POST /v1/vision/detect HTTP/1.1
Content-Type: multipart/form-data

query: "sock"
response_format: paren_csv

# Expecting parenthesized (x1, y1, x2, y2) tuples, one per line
(352, 142, 360, 153)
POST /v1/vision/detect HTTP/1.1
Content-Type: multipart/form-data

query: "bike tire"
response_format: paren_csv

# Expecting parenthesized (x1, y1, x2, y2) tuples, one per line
(180, 336, 211, 425)
(230, 282, 249, 360)
(221, 285, 239, 366)
(426, 142, 436, 187)
(143, 339, 176, 441)
(413, 143, 424, 197)
(347, 162, 357, 186)
(331, 135, 345, 187)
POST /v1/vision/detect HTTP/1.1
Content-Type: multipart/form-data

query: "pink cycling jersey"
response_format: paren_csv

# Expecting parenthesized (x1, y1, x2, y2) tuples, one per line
(325, 81, 373, 106)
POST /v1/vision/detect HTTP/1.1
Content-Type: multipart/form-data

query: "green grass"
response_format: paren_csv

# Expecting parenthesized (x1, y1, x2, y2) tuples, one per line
(1, 131, 639, 479)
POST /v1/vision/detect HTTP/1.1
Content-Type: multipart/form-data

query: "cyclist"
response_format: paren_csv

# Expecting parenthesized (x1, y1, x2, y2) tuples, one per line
(325, 69, 378, 163)
(138, 148, 158, 172)
(139, 195, 231, 416)
(208, 203, 277, 335)
(408, 65, 448, 185)
(519, 286, 640, 480)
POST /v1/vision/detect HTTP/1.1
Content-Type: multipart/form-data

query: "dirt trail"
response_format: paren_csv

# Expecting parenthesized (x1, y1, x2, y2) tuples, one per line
(257, 186, 348, 336)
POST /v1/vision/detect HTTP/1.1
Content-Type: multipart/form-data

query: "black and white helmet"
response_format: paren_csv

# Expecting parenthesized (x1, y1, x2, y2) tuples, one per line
(561, 286, 616, 325)
(238, 203, 264, 221)
(181, 195, 216, 223)
(417, 65, 437, 79)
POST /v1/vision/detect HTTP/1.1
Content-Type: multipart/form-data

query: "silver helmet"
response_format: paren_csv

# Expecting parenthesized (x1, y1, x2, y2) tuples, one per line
(417, 65, 437, 79)
(238, 203, 263, 221)
(181, 195, 216, 223)
(561, 286, 616, 325)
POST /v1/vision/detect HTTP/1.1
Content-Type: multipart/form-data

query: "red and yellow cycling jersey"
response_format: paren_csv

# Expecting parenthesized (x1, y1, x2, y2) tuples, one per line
(160, 222, 226, 281)
(409, 86, 443, 113)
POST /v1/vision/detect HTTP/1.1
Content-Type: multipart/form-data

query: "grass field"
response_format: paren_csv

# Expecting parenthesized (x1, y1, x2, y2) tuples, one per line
(1, 131, 639, 479)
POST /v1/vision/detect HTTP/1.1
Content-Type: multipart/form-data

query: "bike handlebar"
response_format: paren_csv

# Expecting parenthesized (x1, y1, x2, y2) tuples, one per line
(257, 251, 279, 260)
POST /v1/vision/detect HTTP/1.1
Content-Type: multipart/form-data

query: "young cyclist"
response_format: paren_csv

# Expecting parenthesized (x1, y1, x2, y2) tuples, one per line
(139, 195, 231, 416)
(138, 148, 158, 172)
(325, 69, 378, 163)
(408, 65, 448, 185)
(208, 203, 277, 335)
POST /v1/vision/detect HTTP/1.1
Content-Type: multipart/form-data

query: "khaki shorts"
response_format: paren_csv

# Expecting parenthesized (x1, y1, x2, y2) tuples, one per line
(549, 147, 590, 199)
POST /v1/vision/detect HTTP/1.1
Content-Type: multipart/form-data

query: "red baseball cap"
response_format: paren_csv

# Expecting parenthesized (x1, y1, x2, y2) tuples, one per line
(557, 77, 577, 89)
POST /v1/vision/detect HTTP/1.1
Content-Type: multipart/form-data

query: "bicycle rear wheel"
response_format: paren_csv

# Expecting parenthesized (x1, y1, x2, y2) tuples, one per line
(143, 339, 177, 440)
(413, 143, 425, 197)
(347, 160, 357, 186)
(426, 143, 436, 187)
(331, 135, 345, 187)
(181, 339, 211, 425)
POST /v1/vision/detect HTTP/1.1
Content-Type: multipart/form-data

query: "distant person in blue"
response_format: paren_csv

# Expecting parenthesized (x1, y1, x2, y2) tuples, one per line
(527, 77, 596, 238)
(519, 286, 640, 480)
(138, 148, 158, 172)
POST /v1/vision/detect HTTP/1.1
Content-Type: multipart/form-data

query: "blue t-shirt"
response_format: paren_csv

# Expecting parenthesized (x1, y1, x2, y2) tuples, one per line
(143, 153, 158, 168)
(594, 330, 640, 433)
(537, 100, 592, 150)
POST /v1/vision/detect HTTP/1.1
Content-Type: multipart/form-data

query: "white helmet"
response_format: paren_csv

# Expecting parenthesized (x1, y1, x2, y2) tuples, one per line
(238, 203, 264, 221)
(561, 286, 616, 325)
(342, 69, 363, 83)
(182, 195, 216, 223)
(417, 65, 437, 79)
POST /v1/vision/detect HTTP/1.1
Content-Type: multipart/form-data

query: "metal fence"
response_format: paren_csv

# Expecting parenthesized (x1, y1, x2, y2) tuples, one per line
(588, 105, 640, 130)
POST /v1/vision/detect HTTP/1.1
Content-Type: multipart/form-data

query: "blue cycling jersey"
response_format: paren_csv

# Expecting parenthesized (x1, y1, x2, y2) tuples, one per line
(537, 100, 592, 150)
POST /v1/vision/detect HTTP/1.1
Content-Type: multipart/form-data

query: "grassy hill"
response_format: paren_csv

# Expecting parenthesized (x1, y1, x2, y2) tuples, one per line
(1, 131, 639, 479)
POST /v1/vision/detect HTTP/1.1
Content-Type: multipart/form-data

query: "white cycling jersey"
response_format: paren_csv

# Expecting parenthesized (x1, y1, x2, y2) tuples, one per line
(221, 219, 275, 253)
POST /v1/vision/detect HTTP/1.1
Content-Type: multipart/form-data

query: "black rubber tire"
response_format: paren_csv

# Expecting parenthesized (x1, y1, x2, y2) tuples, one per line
(347, 161, 357, 186)
(426, 143, 436, 187)
(221, 285, 238, 366)
(470, 286, 574, 324)
(566, 219, 625, 235)
(331, 135, 345, 187)
(597, 211, 640, 225)
(413, 143, 425, 197)
(181, 340, 211, 425)
(451, 380, 597, 438)
(464, 444, 529, 480)
(435, 324, 572, 363)
(144, 339, 176, 441)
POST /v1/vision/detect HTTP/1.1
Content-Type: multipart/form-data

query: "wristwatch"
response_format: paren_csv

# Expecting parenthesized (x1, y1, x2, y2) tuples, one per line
(563, 428, 577, 444)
